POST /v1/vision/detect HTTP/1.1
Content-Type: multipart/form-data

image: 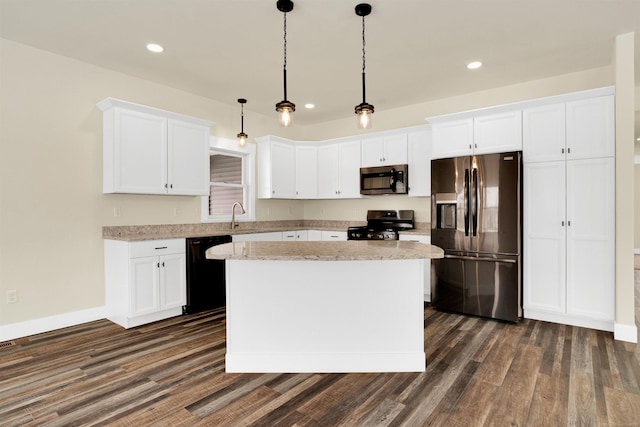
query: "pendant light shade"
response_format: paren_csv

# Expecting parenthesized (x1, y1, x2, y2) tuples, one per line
(355, 3, 374, 129)
(275, 0, 295, 127)
(237, 98, 248, 147)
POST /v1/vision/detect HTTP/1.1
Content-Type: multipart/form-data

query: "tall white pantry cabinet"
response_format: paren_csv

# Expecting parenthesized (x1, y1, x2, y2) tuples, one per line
(522, 94, 615, 331)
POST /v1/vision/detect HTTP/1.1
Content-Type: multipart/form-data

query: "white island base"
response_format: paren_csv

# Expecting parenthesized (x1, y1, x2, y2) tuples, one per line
(225, 258, 426, 373)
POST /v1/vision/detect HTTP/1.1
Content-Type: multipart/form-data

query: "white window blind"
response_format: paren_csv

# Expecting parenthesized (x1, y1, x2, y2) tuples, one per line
(209, 154, 245, 216)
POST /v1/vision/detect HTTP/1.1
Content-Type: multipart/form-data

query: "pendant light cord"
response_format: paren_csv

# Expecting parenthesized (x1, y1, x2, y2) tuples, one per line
(361, 14, 367, 103)
(361, 15, 366, 74)
(282, 12, 288, 100)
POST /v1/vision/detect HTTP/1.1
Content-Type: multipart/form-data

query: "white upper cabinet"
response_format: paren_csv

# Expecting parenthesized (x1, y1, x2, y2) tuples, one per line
(339, 140, 363, 198)
(167, 120, 211, 195)
(295, 145, 318, 199)
(257, 138, 296, 199)
(361, 133, 408, 167)
(317, 144, 340, 198)
(566, 95, 615, 159)
(523, 95, 614, 163)
(318, 140, 362, 199)
(430, 111, 522, 159)
(431, 118, 474, 158)
(407, 129, 431, 197)
(97, 98, 213, 196)
(523, 103, 566, 163)
(473, 110, 522, 155)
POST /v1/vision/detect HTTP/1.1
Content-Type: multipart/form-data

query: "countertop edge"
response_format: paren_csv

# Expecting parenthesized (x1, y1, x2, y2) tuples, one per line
(206, 241, 444, 261)
(102, 221, 431, 241)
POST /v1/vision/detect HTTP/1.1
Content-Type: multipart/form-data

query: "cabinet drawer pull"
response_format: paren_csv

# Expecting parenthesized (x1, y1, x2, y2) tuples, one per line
(155, 246, 168, 250)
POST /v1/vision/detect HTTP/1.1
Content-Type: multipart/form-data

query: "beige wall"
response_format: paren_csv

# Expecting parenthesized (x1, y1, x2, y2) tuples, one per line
(0, 36, 631, 330)
(635, 165, 640, 248)
(634, 86, 640, 249)
(614, 33, 636, 334)
(0, 38, 296, 325)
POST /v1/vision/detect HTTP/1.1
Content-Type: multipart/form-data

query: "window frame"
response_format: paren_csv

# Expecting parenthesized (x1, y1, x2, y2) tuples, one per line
(201, 137, 256, 223)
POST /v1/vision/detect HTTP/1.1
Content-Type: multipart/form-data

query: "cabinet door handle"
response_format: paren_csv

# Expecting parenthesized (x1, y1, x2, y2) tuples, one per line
(562, 148, 565, 154)
(562, 221, 564, 226)
(157, 262, 160, 268)
(567, 148, 571, 154)
(568, 221, 571, 226)
(162, 262, 165, 267)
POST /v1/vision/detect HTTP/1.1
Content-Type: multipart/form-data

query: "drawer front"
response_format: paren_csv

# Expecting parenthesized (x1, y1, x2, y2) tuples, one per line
(129, 238, 185, 258)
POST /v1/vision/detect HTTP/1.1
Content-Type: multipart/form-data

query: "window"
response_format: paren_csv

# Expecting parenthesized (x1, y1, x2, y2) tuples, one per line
(202, 138, 255, 222)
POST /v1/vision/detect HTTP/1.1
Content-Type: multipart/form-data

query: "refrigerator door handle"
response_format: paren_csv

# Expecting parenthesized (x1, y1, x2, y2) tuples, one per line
(444, 254, 517, 264)
(464, 168, 470, 236)
(472, 168, 478, 237)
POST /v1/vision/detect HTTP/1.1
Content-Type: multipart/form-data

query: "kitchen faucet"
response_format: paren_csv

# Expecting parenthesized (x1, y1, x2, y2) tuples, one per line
(231, 201, 245, 229)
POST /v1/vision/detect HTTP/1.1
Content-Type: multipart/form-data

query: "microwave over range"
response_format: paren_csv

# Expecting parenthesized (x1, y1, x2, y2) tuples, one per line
(360, 164, 408, 195)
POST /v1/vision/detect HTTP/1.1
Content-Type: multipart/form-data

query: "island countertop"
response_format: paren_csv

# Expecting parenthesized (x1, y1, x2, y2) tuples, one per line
(206, 240, 444, 261)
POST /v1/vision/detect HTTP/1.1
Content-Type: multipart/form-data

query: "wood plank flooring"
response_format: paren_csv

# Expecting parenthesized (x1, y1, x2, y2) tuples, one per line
(1, 290, 639, 426)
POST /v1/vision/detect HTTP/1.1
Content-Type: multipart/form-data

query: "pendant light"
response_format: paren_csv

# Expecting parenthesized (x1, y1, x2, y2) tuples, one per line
(354, 3, 374, 129)
(275, 0, 295, 127)
(236, 98, 248, 147)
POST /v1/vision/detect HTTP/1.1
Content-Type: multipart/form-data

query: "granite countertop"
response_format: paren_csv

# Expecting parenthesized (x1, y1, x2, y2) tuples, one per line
(206, 240, 444, 261)
(102, 220, 431, 241)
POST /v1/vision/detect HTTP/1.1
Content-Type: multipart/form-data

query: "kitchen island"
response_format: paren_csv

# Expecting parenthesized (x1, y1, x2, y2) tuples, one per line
(207, 241, 444, 373)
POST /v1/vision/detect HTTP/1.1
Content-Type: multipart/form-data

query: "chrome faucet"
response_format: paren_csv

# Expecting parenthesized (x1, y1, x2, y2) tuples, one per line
(231, 201, 245, 229)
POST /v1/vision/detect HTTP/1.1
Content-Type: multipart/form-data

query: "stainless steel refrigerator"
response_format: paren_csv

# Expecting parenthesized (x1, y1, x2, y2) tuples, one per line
(431, 151, 522, 322)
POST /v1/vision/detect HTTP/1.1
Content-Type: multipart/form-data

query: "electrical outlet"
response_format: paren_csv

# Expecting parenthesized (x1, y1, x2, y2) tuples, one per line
(113, 207, 122, 217)
(6, 290, 17, 304)
(173, 208, 180, 217)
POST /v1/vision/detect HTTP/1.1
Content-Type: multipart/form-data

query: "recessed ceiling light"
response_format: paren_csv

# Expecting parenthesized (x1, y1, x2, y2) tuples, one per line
(467, 61, 482, 70)
(304, 103, 315, 109)
(146, 43, 164, 53)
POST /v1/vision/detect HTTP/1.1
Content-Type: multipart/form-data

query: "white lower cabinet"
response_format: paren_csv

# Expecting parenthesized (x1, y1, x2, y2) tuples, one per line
(399, 234, 431, 302)
(105, 238, 186, 328)
(232, 232, 283, 242)
(282, 230, 308, 241)
(523, 157, 615, 331)
(321, 231, 347, 241)
(306, 230, 323, 241)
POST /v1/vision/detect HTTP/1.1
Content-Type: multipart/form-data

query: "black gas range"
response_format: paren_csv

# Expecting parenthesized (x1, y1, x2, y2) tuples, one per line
(347, 210, 415, 240)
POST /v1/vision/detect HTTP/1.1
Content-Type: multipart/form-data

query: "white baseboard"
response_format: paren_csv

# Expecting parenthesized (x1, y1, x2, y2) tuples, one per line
(614, 322, 638, 343)
(523, 309, 614, 333)
(0, 306, 107, 342)
(226, 351, 426, 373)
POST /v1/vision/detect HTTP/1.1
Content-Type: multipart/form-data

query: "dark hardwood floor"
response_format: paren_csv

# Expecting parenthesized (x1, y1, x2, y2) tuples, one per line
(1, 281, 639, 426)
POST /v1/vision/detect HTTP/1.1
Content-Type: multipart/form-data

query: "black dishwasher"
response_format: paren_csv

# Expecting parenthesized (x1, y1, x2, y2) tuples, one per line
(185, 235, 232, 314)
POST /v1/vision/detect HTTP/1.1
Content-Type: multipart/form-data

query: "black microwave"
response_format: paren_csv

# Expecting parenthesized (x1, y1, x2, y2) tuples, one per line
(360, 164, 408, 195)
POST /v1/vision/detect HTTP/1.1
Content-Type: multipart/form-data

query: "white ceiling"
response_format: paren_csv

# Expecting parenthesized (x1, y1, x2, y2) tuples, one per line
(1, 0, 639, 131)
